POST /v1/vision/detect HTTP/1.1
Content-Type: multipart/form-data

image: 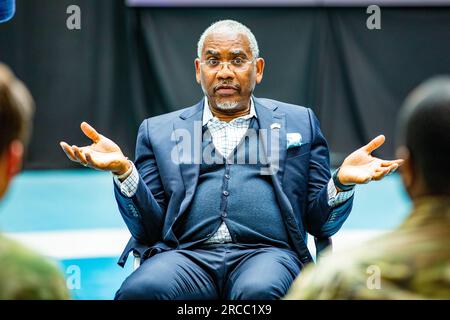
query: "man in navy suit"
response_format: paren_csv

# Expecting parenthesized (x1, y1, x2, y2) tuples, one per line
(60, 20, 403, 300)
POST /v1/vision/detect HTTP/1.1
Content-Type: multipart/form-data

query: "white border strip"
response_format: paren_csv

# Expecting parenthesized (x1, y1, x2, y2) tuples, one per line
(5, 229, 387, 260)
(6, 229, 131, 260)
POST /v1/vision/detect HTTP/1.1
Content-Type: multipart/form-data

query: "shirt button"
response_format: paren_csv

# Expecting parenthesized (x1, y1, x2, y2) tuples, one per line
(221, 212, 227, 218)
(223, 190, 229, 196)
(224, 174, 230, 180)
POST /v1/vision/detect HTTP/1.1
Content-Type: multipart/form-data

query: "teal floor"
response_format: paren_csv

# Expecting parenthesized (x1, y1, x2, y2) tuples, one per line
(60, 257, 133, 300)
(0, 169, 411, 300)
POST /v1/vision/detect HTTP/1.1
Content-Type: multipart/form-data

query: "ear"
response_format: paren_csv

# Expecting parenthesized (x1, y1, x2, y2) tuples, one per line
(6, 140, 24, 179)
(255, 57, 265, 84)
(396, 146, 413, 191)
(194, 58, 201, 84)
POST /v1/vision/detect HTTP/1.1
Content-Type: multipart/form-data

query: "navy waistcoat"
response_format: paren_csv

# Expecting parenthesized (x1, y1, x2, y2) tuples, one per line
(174, 118, 292, 249)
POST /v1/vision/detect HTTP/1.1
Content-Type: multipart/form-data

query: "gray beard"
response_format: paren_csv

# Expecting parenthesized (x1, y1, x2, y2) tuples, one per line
(215, 101, 240, 111)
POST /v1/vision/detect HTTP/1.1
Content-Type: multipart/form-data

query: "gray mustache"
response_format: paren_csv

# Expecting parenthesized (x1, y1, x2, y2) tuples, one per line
(214, 83, 241, 91)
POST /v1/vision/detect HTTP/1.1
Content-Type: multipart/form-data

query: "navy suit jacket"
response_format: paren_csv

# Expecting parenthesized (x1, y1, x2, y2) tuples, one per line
(115, 97, 353, 267)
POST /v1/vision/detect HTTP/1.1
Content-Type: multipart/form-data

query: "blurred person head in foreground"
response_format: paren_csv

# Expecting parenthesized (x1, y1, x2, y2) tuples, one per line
(0, 62, 70, 299)
(0, 63, 33, 198)
(284, 76, 450, 300)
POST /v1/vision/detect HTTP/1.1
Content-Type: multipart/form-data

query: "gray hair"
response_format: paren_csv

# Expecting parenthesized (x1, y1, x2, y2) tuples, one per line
(197, 20, 259, 59)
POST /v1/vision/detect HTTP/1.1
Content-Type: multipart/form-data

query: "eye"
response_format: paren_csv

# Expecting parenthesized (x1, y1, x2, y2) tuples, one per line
(207, 59, 220, 66)
(232, 58, 244, 65)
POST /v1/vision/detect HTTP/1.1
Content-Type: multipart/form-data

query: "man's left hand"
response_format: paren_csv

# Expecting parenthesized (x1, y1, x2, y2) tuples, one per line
(337, 135, 404, 186)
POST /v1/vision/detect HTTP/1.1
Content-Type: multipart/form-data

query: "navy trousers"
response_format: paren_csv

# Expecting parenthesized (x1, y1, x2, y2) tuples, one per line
(115, 244, 302, 300)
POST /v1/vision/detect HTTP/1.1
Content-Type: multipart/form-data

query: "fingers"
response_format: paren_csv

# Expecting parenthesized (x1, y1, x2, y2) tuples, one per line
(81, 122, 100, 143)
(387, 163, 400, 175)
(84, 150, 97, 169)
(372, 167, 390, 181)
(363, 135, 385, 153)
(59, 141, 90, 167)
(380, 159, 404, 174)
(381, 159, 404, 166)
(72, 145, 88, 166)
(372, 162, 399, 181)
(60, 141, 77, 162)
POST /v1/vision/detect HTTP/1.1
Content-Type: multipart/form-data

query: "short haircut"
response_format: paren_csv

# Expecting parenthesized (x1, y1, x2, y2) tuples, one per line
(0, 63, 35, 155)
(197, 20, 259, 59)
(396, 76, 450, 194)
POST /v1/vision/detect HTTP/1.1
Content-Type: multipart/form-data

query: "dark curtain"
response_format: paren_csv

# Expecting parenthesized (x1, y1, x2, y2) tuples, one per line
(0, 1, 449, 169)
(0, 0, 136, 168)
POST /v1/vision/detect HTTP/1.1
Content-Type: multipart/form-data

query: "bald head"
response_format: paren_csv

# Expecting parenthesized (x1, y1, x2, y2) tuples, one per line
(197, 20, 259, 59)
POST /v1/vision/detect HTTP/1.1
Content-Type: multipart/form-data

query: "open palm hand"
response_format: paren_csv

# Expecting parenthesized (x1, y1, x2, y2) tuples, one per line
(59, 122, 130, 175)
(338, 135, 404, 186)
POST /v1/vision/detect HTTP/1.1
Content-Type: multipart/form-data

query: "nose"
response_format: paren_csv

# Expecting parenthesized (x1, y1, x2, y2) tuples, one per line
(216, 62, 234, 81)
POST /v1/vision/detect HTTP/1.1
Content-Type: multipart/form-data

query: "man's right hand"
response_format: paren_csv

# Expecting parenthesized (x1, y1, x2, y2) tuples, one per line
(59, 122, 131, 177)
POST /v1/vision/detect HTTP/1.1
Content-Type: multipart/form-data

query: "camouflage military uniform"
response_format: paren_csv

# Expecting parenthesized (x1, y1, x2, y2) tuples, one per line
(0, 234, 70, 299)
(284, 196, 450, 299)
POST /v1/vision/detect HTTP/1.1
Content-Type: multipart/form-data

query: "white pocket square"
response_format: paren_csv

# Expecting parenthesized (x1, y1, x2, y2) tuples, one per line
(287, 132, 303, 149)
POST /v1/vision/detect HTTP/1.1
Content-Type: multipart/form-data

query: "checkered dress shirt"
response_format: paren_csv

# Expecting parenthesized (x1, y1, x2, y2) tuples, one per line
(202, 99, 256, 244)
(114, 97, 354, 244)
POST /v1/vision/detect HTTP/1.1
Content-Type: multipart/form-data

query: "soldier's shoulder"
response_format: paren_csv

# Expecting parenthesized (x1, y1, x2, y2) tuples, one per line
(286, 229, 450, 299)
(0, 234, 70, 299)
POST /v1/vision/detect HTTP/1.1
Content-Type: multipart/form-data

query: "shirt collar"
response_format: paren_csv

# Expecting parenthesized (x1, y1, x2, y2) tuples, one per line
(202, 96, 257, 126)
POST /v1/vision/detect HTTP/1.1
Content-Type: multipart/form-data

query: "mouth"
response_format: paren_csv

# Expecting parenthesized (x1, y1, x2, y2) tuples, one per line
(214, 85, 240, 96)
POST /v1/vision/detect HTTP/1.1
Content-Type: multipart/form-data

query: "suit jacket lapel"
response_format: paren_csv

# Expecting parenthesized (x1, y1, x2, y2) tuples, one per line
(254, 98, 312, 263)
(172, 99, 204, 218)
(254, 97, 287, 184)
